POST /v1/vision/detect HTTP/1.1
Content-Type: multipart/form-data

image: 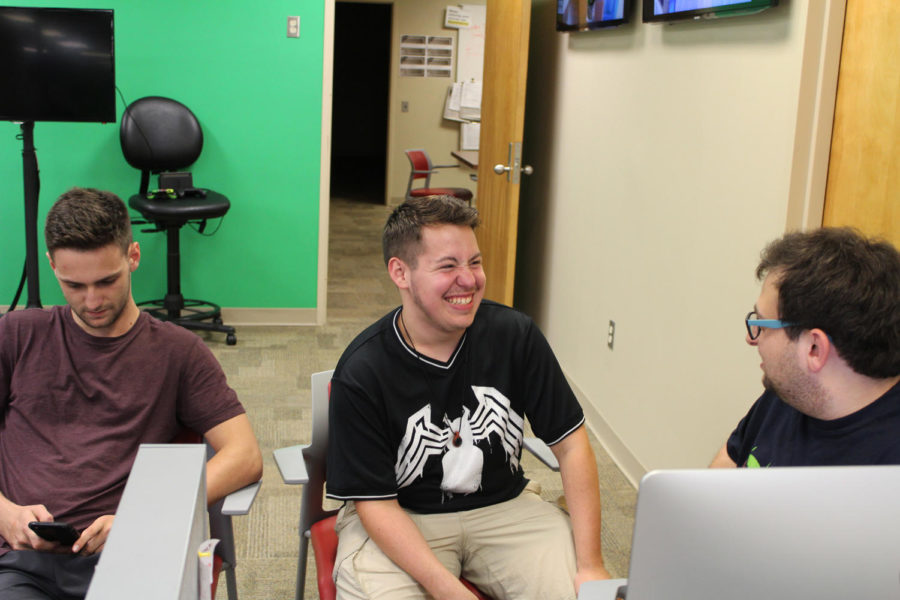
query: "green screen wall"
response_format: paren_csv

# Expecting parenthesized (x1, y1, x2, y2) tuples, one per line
(0, 1, 324, 310)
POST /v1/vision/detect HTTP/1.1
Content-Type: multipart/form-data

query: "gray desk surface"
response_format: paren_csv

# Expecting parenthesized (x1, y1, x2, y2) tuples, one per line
(86, 444, 208, 600)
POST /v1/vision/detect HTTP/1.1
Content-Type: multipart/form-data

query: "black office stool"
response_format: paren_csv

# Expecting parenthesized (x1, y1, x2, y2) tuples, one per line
(121, 96, 236, 345)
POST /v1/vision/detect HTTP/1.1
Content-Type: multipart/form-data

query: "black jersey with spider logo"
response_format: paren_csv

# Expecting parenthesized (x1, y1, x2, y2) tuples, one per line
(326, 300, 585, 513)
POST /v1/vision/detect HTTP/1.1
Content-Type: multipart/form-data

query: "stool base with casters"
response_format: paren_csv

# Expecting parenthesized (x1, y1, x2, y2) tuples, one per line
(136, 298, 236, 346)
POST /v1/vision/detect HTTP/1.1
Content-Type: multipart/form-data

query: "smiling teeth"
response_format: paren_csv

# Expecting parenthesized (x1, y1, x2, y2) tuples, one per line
(448, 296, 472, 305)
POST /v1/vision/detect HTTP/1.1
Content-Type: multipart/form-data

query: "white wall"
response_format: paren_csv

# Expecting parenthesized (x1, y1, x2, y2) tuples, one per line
(517, 0, 843, 483)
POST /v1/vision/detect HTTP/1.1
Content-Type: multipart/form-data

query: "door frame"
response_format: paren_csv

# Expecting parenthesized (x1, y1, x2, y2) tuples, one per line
(317, 0, 397, 325)
(317, 0, 336, 325)
(785, 0, 846, 231)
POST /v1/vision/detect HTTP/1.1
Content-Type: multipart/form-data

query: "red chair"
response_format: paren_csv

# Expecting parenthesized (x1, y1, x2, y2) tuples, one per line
(274, 371, 491, 600)
(404, 149, 474, 204)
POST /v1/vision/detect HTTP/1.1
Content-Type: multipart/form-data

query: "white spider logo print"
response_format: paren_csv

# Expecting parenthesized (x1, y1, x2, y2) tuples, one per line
(395, 386, 525, 495)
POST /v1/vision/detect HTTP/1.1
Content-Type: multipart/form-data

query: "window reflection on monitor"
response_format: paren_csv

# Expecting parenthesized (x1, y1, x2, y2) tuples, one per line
(557, 0, 632, 31)
(643, 0, 777, 23)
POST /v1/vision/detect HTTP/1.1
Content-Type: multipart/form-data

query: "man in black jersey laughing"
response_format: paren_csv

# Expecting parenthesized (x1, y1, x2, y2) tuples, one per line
(327, 196, 610, 600)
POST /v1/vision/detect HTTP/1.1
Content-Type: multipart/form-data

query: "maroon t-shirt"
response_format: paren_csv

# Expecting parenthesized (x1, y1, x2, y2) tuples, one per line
(0, 306, 244, 554)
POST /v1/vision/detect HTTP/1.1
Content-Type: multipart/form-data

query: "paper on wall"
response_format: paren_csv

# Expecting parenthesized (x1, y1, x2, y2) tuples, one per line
(460, 122, 480, 151)
(459, 80, 482, 121)
(445, 6, 472, 28)
(443, 83, 465, 122)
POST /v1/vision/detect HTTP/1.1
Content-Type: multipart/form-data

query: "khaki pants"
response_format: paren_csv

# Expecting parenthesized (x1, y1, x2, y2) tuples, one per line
(334, 482, 577, 600)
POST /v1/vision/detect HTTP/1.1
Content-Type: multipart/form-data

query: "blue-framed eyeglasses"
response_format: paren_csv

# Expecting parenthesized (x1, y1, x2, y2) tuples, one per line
(745, 311, 795, 340)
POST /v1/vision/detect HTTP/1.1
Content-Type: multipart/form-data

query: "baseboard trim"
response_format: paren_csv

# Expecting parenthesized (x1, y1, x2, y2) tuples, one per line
(221, 308, 317, 326)
(565, 372, 645, 489)
(1, 306, 321, 327)
(0, 305, 40, 314)
(2, 305, 320, 326)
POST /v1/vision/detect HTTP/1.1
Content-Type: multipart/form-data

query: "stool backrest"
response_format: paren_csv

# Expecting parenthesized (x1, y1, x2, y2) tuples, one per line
(121, 96, 203, 193)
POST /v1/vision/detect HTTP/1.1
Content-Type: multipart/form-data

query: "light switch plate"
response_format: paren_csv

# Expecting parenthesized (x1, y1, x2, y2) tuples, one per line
(287, 16, 300, 38)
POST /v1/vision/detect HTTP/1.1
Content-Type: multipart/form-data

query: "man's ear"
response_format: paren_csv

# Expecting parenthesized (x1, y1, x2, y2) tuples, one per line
(387, 256, 410, 289)
(804, 328, 832, 373)
(127, 242, 141, 272)
(46, 251, 55, 271)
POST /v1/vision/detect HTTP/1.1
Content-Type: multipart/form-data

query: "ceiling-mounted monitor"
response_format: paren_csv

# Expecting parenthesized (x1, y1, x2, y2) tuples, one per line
(643, 0, 777, 23)
(0, 7, 115, 123)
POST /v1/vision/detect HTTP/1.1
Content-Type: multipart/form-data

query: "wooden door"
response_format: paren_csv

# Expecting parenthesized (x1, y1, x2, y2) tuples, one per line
(475, 0, 532, 305)
(823, 0, 899, 248)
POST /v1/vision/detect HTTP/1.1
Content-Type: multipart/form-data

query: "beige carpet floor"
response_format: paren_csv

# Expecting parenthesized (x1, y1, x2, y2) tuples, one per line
(209, 197, 637, 599)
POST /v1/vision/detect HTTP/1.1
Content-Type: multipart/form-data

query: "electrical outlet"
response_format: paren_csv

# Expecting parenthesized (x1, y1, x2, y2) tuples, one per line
(607, 320, 615, 350)
(287, 16, 300, 38)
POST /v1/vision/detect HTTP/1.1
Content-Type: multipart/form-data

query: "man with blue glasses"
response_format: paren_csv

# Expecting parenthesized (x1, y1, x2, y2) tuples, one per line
(710, 227, 900, 468)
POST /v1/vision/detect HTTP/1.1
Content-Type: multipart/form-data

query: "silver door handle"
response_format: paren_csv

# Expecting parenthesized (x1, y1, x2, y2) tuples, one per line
(493, 164, 533, 175)
(495, 143, 532, 184)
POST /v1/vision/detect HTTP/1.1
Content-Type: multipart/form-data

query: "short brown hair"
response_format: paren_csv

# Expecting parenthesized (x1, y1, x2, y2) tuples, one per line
(382, 195, 480, 267)
(45, 188, 132, 257)
(757, 227, 900, 378)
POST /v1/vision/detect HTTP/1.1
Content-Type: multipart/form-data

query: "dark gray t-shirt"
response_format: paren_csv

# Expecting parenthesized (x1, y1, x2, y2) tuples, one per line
(0, 306, 243, 554)
(727, 382, 900, 467)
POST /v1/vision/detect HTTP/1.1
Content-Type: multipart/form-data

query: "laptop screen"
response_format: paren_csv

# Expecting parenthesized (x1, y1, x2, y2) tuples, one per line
(623, 466, 900, 600)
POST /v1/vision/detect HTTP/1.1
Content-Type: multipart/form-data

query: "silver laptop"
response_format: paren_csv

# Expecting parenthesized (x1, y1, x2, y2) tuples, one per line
(580, 466, 900, 600)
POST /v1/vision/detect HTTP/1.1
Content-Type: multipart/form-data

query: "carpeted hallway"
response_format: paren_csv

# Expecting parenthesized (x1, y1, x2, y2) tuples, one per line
(210, 197, 637, 599)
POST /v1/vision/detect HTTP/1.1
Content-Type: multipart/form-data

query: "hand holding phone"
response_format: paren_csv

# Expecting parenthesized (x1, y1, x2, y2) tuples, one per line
(28, 521, 79, 546)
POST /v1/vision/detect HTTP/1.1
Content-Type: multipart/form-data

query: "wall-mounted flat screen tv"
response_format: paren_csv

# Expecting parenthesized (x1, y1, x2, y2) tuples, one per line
(558, 0, 632, 31)
(643, 0, 777, 23)
(0, 7, 115, 123)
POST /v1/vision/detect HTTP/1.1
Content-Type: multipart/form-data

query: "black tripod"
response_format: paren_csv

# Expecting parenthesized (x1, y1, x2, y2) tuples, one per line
(10, 121, 43, 311)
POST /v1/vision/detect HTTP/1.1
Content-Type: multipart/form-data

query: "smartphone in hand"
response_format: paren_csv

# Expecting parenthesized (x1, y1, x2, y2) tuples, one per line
(28, 521, 79, 546)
